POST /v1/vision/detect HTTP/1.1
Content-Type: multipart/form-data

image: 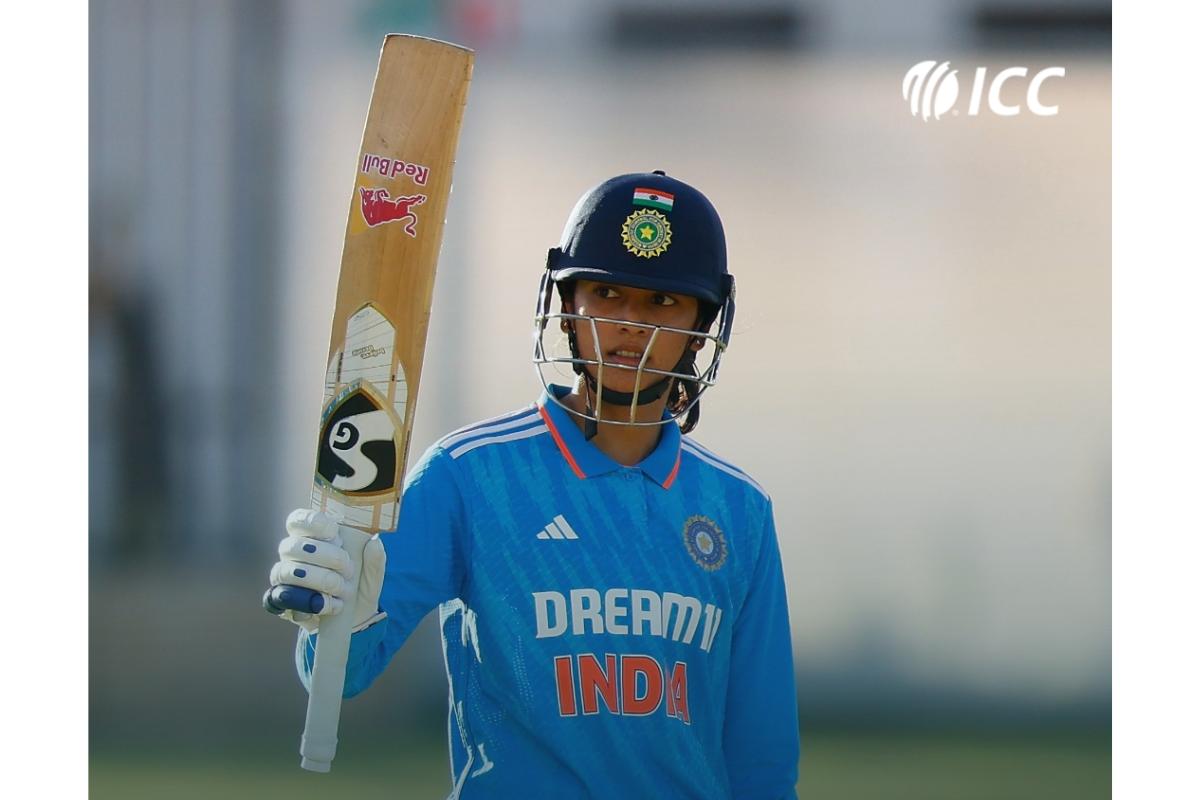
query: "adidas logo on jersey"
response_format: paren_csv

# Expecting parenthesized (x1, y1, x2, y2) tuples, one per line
(536, 515, 579, 540)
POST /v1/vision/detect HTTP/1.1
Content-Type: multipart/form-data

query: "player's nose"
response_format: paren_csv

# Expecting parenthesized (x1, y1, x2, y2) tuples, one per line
(617, 315, 648, 332)
(615, 300, 652, 332)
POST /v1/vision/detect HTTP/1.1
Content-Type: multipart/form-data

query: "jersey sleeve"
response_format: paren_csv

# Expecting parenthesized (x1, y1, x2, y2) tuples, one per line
(295, 444, 469, 698)
(723, 499, 800, 799)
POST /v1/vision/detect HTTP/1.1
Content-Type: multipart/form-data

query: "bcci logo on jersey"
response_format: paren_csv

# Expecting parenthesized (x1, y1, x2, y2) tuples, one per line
(683, 516, 727, 572)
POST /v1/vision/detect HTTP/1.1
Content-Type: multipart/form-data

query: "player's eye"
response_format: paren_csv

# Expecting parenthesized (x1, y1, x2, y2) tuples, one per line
(652, 293, 677, 307)
(593, 285, 620, 299)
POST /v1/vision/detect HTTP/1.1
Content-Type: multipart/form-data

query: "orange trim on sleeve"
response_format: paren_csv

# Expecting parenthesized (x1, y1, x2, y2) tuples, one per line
(538, 405, 587, 479)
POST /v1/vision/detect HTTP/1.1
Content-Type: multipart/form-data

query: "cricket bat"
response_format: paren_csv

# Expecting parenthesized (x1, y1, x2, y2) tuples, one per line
(300, 34, 472, 773)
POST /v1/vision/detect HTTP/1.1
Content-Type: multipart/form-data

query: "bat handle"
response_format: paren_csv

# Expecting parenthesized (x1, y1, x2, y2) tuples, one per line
(299, 525, 372, 772)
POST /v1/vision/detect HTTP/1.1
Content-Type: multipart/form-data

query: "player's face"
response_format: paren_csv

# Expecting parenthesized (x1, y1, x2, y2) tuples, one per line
(566, 280, 702, 395)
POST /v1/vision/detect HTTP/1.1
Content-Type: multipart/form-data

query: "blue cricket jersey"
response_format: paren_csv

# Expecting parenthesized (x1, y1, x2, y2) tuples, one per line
(297, 384, 799, 798)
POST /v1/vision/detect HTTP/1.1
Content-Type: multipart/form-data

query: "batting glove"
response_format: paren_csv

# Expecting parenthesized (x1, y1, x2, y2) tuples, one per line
(263, 509, 386, 634)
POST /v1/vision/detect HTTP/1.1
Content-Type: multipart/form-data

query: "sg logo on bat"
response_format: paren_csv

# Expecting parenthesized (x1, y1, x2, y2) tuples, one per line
(316, 382, 401, 496)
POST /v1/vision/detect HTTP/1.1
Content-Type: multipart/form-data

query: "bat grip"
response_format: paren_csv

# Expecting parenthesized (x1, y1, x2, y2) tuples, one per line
(299, 525, 372, 772)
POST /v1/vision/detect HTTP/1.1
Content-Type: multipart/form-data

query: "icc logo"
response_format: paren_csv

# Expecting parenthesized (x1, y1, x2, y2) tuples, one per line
(903, 61, 1066, 121)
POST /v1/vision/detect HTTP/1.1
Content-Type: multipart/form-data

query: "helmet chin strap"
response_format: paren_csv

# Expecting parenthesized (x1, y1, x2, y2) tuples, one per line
(579, 348, 699, 441)
(586, 371, 672, 407)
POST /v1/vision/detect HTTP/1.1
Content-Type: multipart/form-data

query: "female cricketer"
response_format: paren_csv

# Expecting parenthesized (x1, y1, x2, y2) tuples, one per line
(266, 171, 800, 798)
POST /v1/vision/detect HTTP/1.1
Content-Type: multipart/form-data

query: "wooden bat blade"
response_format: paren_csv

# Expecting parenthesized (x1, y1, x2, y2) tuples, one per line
(312, 34, 473, 535)
(300, 34, 473, 773)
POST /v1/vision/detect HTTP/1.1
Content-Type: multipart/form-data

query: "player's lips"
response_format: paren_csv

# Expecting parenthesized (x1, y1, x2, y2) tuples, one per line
(605, 349, 648, 368)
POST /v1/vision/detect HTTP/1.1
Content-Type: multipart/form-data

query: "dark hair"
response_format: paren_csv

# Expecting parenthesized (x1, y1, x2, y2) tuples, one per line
(556, 279, 714, 434)
(668, 372, 702, 434)
(672, 299, 718, 435)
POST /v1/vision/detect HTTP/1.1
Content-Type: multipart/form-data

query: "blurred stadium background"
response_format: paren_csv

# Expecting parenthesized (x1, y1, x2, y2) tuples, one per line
(90, 0, 1110, 797)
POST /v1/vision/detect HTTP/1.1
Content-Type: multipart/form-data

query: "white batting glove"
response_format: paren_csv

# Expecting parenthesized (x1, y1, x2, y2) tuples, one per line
(264, 509, 387, 635)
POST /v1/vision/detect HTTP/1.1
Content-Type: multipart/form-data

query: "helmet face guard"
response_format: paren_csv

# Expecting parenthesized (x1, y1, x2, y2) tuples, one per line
(532, 271, 736, 427)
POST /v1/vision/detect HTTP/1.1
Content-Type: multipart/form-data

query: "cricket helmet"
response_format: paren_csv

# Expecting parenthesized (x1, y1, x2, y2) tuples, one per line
(533, 171, 737, 433)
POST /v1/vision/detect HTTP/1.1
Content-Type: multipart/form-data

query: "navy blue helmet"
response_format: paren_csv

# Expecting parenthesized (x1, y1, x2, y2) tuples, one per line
(534, 171, 737, 435)
(546, 171, 734, 307)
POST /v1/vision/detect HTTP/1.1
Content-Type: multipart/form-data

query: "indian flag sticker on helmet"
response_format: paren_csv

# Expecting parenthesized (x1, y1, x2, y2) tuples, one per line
(632, 187, 675, 212)
(621, 209, 672, 258)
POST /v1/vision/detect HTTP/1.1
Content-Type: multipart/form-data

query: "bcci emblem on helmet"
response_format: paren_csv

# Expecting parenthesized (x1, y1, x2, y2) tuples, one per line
(622, 208, 672, 258)
(682, 515, 728, 572)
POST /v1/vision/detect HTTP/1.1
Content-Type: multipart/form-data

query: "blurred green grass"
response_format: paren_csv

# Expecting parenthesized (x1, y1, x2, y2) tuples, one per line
(90, 735, 450, 800)
(797, 729, 1109, 799)
(91, 728, 1109, 800)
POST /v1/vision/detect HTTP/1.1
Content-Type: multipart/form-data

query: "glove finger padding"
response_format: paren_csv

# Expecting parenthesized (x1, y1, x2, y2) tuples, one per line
(277, 535, 353, 577)
(285, 508, 341, 543)
(270, 559, 350, 597)
(263, 584, 344, 626)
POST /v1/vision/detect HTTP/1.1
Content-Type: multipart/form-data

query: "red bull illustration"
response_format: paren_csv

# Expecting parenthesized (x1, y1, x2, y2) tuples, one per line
(359, 188, 426, 236)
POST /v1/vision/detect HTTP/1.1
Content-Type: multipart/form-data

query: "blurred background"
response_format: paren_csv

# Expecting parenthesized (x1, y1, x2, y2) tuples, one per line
(90, 0, 1110, 797)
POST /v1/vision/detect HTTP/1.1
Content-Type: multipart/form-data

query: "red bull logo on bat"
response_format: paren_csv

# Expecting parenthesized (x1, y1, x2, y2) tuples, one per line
(359, 188, 426, 236)
(360, 152, 430, 185)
